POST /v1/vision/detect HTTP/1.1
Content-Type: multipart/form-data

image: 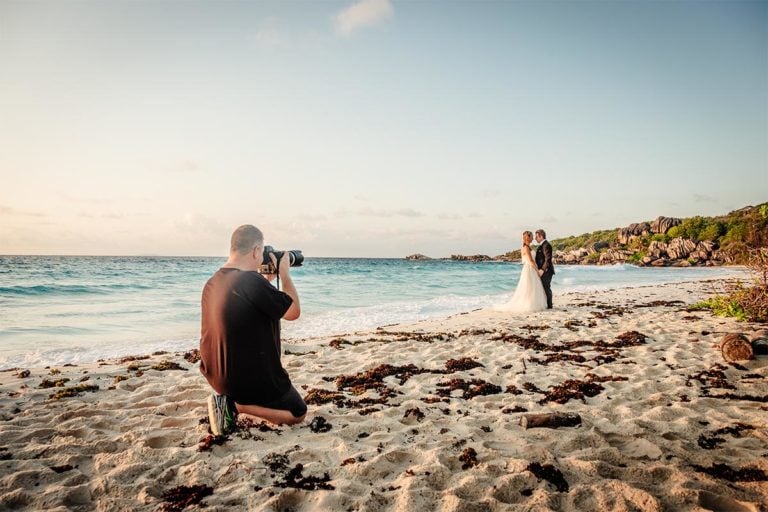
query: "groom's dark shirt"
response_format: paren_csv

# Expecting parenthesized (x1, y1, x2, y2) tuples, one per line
(536, 241, 555, 276)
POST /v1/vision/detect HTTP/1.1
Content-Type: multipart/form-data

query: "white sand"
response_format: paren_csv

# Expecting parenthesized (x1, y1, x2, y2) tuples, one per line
(1, 278, 766, 511)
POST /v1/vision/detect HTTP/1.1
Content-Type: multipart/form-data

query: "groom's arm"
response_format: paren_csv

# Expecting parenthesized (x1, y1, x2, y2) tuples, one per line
(540, 243, 553, 273)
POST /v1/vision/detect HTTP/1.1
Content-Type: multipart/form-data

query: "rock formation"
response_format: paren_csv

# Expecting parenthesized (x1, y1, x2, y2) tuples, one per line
(650, 216, 682, 234)
(617, 222, 651, 244)
(450, 254, 492, 262)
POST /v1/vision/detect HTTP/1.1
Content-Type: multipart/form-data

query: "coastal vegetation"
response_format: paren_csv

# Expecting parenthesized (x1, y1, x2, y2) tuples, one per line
(689, 248, 768, 323)
(550, 202, 767, 267)
(406, 202, 767, 269)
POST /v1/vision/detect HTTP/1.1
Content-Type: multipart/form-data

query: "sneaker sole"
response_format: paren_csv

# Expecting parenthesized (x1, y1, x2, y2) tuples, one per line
(208, 395, 224, 436)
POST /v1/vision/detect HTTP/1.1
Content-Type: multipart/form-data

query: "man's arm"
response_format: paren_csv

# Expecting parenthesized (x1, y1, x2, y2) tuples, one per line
(273, 253, 300, 320)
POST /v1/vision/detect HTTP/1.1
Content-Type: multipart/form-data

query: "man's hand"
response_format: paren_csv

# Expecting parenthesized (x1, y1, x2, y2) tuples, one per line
(538, 269, 544, 277)
(269, 252, 293, 279)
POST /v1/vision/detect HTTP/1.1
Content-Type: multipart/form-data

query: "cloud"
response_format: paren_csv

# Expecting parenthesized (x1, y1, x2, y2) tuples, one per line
(438, 213, 461, 220)
(250, 28, 287, 48)
(333, 0, 393, 37)
(248, 17, 289, 49)
(0, 204, 46, 217)
(358, 207, 425, 218)
(170, 160, 203, 174)
(174, 213, 229, 236)
(693, 194, 716, 203)
(480, 189, 501, 199)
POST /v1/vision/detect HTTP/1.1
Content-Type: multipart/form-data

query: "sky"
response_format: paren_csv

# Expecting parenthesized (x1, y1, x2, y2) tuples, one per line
(1, 0, 766, 258)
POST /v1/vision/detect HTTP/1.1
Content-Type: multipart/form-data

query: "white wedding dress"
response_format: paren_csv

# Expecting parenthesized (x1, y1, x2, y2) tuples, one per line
(497, 248, 548, 313)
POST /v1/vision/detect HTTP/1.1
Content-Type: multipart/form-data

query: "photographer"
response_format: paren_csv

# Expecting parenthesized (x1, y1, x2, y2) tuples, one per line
(200, 224, 306, 433)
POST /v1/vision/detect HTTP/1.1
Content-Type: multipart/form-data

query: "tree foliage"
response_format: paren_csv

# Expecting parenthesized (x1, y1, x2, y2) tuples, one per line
(550, 202, 767, 264)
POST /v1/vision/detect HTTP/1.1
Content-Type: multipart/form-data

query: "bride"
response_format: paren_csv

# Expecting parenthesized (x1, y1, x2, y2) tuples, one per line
(497, 231, 548, 313)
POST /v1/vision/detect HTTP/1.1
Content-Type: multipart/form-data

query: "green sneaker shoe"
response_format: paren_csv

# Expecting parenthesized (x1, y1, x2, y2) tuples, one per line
(207, 393, 236, 436)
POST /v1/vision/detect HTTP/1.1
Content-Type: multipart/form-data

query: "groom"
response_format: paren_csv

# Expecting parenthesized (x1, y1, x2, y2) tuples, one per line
(535, 229, 555, 309)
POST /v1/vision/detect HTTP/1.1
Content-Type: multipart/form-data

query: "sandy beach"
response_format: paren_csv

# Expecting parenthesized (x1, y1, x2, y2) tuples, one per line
(0, 277, 766, 512)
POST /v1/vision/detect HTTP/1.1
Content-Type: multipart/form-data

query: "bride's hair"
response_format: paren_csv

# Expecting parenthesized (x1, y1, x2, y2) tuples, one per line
(522, 231, 533, 246)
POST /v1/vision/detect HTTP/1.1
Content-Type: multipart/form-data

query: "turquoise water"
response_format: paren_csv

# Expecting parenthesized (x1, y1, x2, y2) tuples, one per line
(0, 256, 744, 369)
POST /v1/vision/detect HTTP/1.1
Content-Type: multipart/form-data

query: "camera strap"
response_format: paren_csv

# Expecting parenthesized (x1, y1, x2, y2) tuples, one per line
(275, 260, 281, 291)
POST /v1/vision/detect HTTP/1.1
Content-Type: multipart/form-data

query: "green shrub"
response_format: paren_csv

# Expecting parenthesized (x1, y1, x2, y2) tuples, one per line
(722, 221, 747, 244)
(689, 294, 747, 321)
(690, 249, 768, 322)
(650, 233, 670, 244)
(699, 222, 726, 242)
(667, 226, 682, 238)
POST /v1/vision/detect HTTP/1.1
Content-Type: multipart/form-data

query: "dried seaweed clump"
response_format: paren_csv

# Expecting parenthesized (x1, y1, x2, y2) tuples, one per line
(436, 378, 502, 400)
(49, 384, 99, 400)
(538, 379, 604, 405)
(636, 300, 685, 308)
(697, 423, 755, 450)
(526, 462, 569, 492)
(276, 464, 335, 491)
(444, 358, 484, 373)
(692, 463, 768, 482)
(151, 360, 187, 372)
(118, 355, 150, 364)
(459, 447, 478, 470)
(614, 331, 648, 346)
(197, 434, 228, 452)
(491, 333, 548, 351)
(183, 349, 201, 364)
(329, 338, 351, 349)
(686, 364, 736, 392)
(38, 378, 70, 389)
(304, 388, 347, 407)
(533, 374, 627, 405)
(160, 484, 213, 512)
(309, 416, 332, 433)
(336, 363, 426, 390)
(263, 452, 290, 473)
(403, 407, 425, 422)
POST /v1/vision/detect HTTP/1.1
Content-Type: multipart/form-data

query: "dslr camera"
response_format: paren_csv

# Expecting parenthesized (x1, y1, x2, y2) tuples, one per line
(260, 245, 304, 274)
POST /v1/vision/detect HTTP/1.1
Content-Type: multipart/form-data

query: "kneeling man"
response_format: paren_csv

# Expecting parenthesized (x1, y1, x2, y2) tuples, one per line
(200, 224, 306, 434)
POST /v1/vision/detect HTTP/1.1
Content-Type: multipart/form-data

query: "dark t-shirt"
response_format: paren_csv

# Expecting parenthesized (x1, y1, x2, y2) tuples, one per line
(199, 268, 293, 405)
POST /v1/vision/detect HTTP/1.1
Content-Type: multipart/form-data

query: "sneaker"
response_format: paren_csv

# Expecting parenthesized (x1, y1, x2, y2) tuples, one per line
(207, 393, 236, 436)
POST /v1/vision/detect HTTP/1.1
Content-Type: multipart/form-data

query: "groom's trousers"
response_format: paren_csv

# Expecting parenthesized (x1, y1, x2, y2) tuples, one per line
(541, 273, 553, 309)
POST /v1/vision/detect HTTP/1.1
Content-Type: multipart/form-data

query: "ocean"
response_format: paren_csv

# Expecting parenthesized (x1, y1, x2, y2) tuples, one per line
(0, 255, 745, 369)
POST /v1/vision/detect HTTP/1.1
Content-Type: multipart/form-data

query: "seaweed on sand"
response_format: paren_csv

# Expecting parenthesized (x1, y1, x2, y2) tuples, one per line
(151, 360, 186, 372)
(308, 416, 332, 433)
(697, 423, 756, 450)
(692, 463, 768, 482)
(160, 484, 213, 512)
(197, 434, 228, 452)
(48, 384, 99, 400)
(275, 464, 335, 491)
(686, 365, 736, 392)
(526, 462, 569, 492)
(459, 447, 478, 470)
(436, 378, 502, 399)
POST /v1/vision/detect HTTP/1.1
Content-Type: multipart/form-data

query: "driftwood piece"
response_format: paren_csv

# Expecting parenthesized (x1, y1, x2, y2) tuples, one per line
(720, 333, 754, 362)
(519, 412, 582, 429)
